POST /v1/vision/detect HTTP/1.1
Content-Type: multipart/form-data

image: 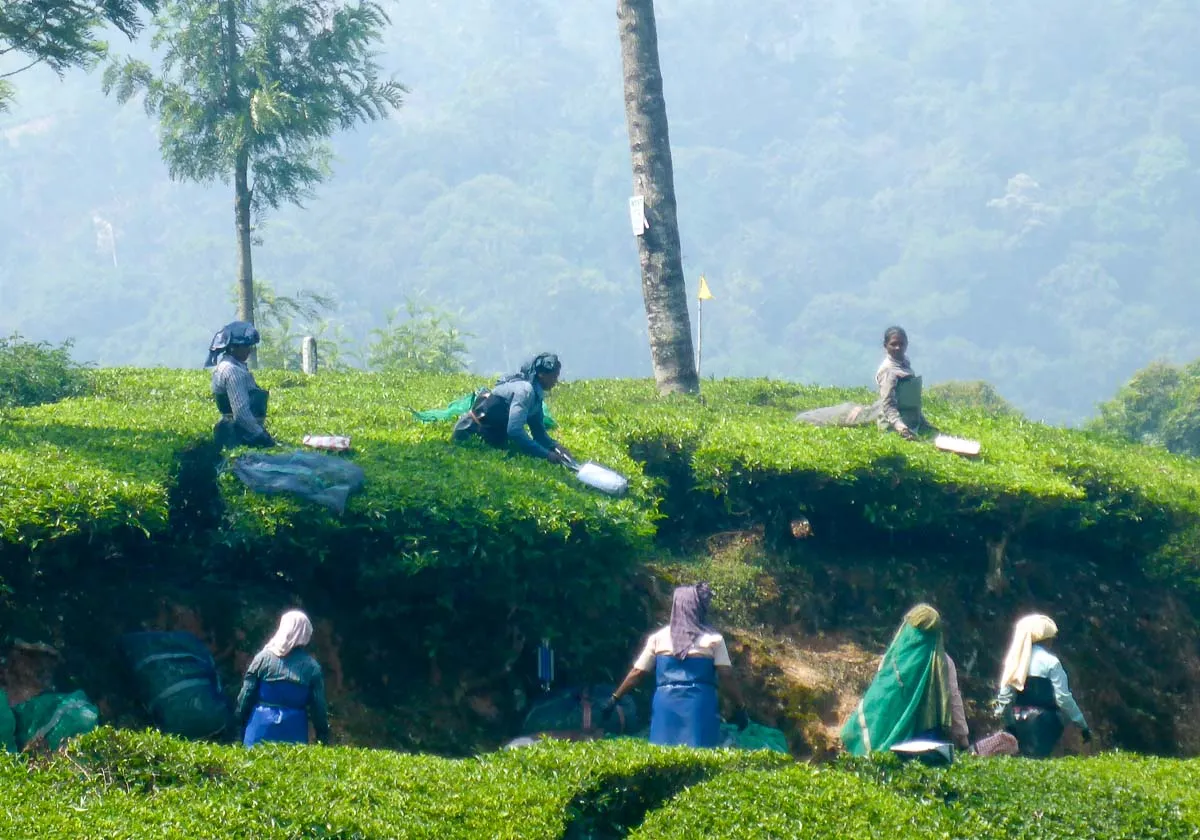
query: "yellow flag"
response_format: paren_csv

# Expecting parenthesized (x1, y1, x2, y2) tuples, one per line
(698, 275, 714, 301)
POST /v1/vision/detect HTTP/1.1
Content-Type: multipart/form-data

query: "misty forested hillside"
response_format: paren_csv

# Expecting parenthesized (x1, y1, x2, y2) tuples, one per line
(2, 0, 1199, 423)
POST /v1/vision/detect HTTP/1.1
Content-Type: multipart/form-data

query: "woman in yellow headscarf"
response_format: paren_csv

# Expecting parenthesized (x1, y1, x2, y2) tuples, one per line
(994, 614, 1090, 758)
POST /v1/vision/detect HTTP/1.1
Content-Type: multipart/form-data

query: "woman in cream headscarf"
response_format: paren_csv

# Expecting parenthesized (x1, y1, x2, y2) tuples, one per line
(235, 610, 331, 747)
(994, 614, 1090, 757)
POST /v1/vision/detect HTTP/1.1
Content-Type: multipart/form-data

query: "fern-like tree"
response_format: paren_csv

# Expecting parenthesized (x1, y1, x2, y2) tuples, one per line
(0, 0, 159, 111)
(103, 0, 404, 330)
(367, 299, 471, 374)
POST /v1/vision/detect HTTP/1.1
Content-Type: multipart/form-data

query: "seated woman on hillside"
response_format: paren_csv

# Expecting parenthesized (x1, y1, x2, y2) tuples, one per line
(841, 604, 969, 756)
(795, 326, 934, 440)
(206, 321, 276, 448)
(601, 583, 749, 748)
(994, 614, 1090, 758)
(452, 352, 571, 463)
(236, 610, 331, 747)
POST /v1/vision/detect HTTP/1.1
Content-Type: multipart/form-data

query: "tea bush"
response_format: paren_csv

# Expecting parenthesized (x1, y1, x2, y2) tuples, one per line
(636, 752, 1200, 839)
(5, 369, 1200, 592)
(3, 729, 1199, 838)
(0, 333, 91, 410)
(0, 728, 785, 839)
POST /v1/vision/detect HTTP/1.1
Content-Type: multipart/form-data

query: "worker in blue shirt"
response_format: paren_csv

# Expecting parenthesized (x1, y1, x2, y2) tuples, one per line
(453, 352, 570, 462)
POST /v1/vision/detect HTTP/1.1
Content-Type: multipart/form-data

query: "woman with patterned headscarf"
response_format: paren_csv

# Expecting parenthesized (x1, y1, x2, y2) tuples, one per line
(602, 583, 748, 747)
(452, 352, 571, 462)
(841, 604, 969, 756)
(205, 320, 276, 448)
(236, 610, 331, 747)
(994, 614, 1090, 757)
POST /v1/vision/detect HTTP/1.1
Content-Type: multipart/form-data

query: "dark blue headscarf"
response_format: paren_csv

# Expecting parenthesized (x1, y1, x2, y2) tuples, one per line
(204, 321, 261, 367)
(496, 352, 561, 386)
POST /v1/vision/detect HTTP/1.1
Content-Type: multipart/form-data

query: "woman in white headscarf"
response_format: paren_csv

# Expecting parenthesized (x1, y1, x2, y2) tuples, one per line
(994, 614, 1090, 757)
(235, 610, 331, 747)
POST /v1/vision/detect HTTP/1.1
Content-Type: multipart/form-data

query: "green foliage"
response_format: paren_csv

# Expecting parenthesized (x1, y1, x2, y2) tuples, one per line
(926, 380, 1021, 418)
(0, 0, 158, 111)
(0, 333, 91, 408)
(6, 371, 1200, 587)
(0, 728, 780, 838)
(6, 370, 1200, 701)
(238, 279, 340, 370)
(103, 0, 404, 217)
(1090, 359, 1200, 456)
(366, 299, 471, 374)
(835, 753, 1197, 839)
(1, 729, 1197, 837)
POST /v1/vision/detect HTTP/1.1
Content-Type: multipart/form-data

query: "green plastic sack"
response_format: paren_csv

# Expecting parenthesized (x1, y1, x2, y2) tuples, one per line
(0, 689, 16, 753)
(413, 390, 557, 428)
(14, 691, 99, 750)
(719, 721, 790, 754)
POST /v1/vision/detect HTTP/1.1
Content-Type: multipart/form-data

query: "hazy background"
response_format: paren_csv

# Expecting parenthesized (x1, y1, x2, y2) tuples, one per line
(2, 0, 1199, 424)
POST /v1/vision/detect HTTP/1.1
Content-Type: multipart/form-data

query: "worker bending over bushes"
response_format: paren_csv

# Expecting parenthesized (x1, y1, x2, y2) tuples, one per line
(454, 352, 571, 463)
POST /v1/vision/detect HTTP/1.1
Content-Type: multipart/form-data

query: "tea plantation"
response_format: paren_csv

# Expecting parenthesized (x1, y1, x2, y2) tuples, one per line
(3, 370, 1200, 836)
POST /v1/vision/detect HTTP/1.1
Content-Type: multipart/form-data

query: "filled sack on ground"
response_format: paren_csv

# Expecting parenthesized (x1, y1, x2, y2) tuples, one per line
(13, 690, 99, 750)
(120, 631, 232, 740)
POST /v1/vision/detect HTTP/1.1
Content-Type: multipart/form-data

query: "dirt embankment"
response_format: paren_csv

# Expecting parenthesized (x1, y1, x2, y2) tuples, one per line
(3, 524, 1199, 759)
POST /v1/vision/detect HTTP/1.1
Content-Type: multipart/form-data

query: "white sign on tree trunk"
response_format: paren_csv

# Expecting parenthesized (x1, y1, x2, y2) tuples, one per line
(628, 196, 649, 236)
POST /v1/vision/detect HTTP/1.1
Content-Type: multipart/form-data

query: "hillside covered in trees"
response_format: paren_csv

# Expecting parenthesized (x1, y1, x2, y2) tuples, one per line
(3, 1, 1200, 423)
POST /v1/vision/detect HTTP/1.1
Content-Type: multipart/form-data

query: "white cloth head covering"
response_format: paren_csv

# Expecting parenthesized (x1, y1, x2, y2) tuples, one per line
(264, 610, 313, 658)
(999, 614, 1058, 692)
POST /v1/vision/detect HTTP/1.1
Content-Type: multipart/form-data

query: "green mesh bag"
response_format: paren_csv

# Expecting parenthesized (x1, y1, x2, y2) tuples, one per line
(14, 691, 99, 750)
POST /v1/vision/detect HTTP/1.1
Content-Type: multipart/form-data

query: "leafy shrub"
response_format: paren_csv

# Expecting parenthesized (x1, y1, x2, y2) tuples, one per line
(926, 379, 1022, 417)
(1090, 359, 1200, 455)
(0, 333, 91, 408)
(837, 752, 1196, 839)
(1, 730, 1195, 838)
(632, 764, 957, 839)
(0, 728, 778, 839)
(5, 370, 1200, 591)
(367, 299, 471, 373)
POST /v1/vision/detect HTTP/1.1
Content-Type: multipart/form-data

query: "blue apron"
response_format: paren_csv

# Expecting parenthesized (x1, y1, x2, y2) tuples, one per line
(650, 655, 720, 748)
(243, 679, 310, 747)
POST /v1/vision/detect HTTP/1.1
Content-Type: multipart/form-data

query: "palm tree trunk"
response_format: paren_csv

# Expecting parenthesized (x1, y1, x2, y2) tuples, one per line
(617, 0, 699, 395)
(234, 150, 254, 325)
(234, 148, 257, 366)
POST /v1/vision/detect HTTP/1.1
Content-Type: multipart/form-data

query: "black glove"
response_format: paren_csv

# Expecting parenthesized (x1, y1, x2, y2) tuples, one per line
(731, 708, 750, 731)
(599, 695, 618, 722)
(1081, 728, 1092, 744)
